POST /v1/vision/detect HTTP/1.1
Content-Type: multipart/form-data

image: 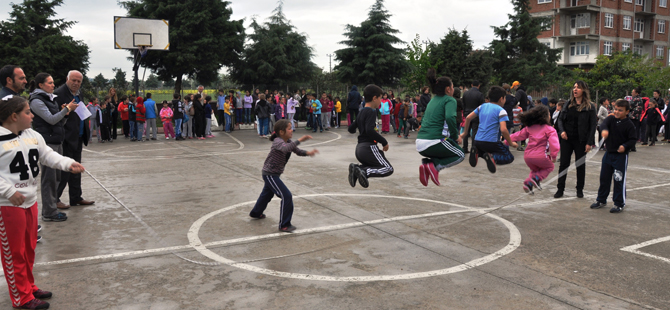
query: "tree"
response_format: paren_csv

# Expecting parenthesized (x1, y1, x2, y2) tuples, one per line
(402, 34, 442, 94)
(121, 0, 245, 92)
(0, 0, 90, 86)
(112, 68, 129, 93)
(145, 73, 161, 89)
(489, 0, 568, 90)
(429, 29, 494, 88)
(334, 0, 408, 86)
(92, 73, 108, 90)
(230, 2, 316, 90)
(573, 51, 670, 100)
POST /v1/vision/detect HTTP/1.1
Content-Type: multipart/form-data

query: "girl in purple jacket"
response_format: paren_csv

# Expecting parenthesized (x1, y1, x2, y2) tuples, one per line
(508, 105, 560, 194)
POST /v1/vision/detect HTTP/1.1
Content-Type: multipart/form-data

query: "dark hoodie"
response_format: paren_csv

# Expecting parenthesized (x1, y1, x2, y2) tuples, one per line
(347, 85, 362, 110)
(255, 99, 271, 118)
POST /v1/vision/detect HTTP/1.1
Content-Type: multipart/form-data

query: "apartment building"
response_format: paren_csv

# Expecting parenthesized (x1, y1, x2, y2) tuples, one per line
(530, 0, 670, 68)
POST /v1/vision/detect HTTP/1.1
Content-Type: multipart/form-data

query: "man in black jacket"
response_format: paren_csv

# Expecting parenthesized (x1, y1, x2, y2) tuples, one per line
(462, 80, 485, 153)
(0, 65, 27, 99)
(346, 85, 362, 126)
(54, 70, 95, 208)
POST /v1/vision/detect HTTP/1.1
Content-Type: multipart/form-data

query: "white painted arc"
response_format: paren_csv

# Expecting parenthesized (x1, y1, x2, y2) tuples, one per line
(187, 194, 522, 282)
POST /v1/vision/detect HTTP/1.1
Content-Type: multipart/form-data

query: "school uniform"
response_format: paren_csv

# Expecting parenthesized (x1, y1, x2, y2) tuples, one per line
(595, 116, 637, 209)
(348, 107, 393, 178)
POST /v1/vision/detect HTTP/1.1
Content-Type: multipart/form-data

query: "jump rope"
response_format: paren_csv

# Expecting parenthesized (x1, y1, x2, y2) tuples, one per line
(85, 136, 605, 267)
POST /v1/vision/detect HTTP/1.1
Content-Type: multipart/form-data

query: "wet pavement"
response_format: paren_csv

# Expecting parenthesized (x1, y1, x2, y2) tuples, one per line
(4, 126, 670, 309)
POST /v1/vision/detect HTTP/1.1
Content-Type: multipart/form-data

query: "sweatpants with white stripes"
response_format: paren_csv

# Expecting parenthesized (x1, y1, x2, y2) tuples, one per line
(250, 175, 294, 229)
(355, 142, 394, 178)
(419, 138, 465, 170)
(0, 203, 39, 308)
(596, 152, 628, 207)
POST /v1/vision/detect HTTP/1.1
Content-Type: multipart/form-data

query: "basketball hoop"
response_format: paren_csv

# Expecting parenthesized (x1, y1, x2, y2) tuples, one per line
(138, 44, 152, 58)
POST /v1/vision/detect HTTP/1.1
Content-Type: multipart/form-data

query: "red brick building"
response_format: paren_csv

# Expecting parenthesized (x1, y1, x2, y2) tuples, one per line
(530, 0, 670, 68)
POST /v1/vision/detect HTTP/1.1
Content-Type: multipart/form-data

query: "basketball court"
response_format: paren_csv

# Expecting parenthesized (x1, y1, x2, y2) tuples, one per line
(0, 126, 667, 309)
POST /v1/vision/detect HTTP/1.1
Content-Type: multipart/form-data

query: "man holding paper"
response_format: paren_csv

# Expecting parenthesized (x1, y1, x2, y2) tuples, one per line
(54, 70, 95, 208)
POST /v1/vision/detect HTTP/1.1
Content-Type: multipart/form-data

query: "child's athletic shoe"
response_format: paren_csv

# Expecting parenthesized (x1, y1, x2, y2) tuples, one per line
(348, 163, 358, 187)
(355, 166, 369, 188)
(279, 225, 297, 232)
(426, 161, 439, 186)
(610, 205, 624, 213)
(37, 225, 42, 232)
(482, 153, 496, 173)
(530, 176, 542, 191)
(469, 146, 478, 167)
(249, 213, 266, 219)
(36, 235, 42, 243)
(33, 289, 52, 299)
(419, 160, 429, 187)
(590, 201, 606, 209)
(16, 298, 49, 309)
(523, 182, 534, 195)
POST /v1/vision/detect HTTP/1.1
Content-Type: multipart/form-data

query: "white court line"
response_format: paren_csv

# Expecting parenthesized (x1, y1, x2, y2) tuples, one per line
(620, 235, 670, 264)
(33, 207, 495, 268)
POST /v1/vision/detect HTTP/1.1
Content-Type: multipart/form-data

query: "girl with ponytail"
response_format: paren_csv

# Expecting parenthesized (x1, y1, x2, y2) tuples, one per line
(249, 120, 318, 232)
(415, 68, 465, 186)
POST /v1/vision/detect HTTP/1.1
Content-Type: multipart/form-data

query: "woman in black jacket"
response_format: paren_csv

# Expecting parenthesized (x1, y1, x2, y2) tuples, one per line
(555, 80, 598, 198)
(193, 94, 206, 139)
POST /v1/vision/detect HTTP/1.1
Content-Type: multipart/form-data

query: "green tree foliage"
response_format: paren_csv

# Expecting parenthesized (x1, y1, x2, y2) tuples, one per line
(490, 0, 568, 90)
(121, 0, 245, 92)
(429, 29, 494, 88)
(230, 2, 316, 90)
(402, 35, 442, 94)
(92, 73, 108, 90)
(0, 0, 90, 86)
(112, 68, 129, 93)
(144, 73, 161, 89)
(334, 0, 408, 86)
(573, 52, 670, 100)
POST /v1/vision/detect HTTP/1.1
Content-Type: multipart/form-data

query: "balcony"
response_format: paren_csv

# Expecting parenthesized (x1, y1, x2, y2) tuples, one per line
(633, 31, 654, 43)
(635, 0, 656, 16)
(556, 0, 600, 13)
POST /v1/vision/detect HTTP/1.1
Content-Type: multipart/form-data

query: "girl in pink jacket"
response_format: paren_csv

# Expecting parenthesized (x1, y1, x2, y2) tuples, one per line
(508, 105, 560, 194)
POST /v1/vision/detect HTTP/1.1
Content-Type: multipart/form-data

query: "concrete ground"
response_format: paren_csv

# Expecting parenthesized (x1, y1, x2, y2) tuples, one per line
(3, 124, 669, 309)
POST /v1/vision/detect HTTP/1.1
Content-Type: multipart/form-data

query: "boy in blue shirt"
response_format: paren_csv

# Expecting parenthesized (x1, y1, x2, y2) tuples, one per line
(310, 93, 323, 133)
(459, 86, 517, 173)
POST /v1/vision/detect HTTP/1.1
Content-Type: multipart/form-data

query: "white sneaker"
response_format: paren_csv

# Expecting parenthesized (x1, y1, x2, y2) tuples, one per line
(166, 137, 169, 140)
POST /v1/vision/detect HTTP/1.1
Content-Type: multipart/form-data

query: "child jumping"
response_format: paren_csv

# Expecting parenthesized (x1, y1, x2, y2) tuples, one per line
(590, 99, 637, 213)
(416, 69, 464, 186)
(507, 105, 560, 194)
(348, 84, 394, 188)
(460, 86, 517, 173)
(0, 96, 85, 310)
(249, 120, 318, 232)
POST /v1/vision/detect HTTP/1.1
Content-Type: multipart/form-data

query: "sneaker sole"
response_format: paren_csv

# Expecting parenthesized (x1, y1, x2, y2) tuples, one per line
(469, 147, 478, 167)
(530, 178, 542, 191)
(348, 163, 358, 187)
(356, 167, 369, 188)
(41, 217, 67, 222)
(419, 164, 429, 186)
(484, 153, 496, 173)
(427, 162, 440, 186)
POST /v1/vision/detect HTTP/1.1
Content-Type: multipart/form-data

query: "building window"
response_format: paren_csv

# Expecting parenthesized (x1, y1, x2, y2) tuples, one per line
(623, 16, 632, 30)
(604, 41, 613, 56)
(633, 44, 643, 54)
(605, 13, 614, 28)
(624, 0, 632, 2)
(570, 41, 590, 56)
(571, 13, 590, 28)
(662, 0, 668, 8)
(538, 0, 551, 3)
(634, 18, 644, 33)
(636, 0, 643, 4)
(657, 46, 664, 58)
(622, 43, 631, 51)
(659, 20, 666, 34)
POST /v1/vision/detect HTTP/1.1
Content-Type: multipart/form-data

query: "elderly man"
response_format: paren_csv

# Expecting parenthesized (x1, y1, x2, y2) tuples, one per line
(54, 70, 95, 209)
(0, 65, 27, 98)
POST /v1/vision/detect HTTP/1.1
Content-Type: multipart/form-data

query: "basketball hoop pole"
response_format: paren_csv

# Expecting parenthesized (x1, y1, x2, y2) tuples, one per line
(133, 49, 141, 96)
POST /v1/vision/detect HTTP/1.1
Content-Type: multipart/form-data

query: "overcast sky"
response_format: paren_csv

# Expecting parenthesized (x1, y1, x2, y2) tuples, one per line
(0, 0, 514, 81)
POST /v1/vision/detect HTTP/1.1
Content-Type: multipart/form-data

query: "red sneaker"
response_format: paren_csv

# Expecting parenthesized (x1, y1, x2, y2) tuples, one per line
(16, 298, 49, 309)
(33, 289, 52, 299)
(426, 162, 440, 186)
(419, 163, 429, 186)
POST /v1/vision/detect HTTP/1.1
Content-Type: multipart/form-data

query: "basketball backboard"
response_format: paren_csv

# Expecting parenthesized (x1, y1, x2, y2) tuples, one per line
(114, 16, 170, 50)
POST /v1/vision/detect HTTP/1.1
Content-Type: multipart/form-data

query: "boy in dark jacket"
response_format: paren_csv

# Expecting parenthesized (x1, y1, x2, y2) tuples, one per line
(97, 96, 113, 142)
(347, 84, 393, 188)
(590, 99, 638, 213)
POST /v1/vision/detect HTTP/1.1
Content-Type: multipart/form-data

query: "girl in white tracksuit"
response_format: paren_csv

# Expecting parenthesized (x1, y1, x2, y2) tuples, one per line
(0, 96, 85, 309)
